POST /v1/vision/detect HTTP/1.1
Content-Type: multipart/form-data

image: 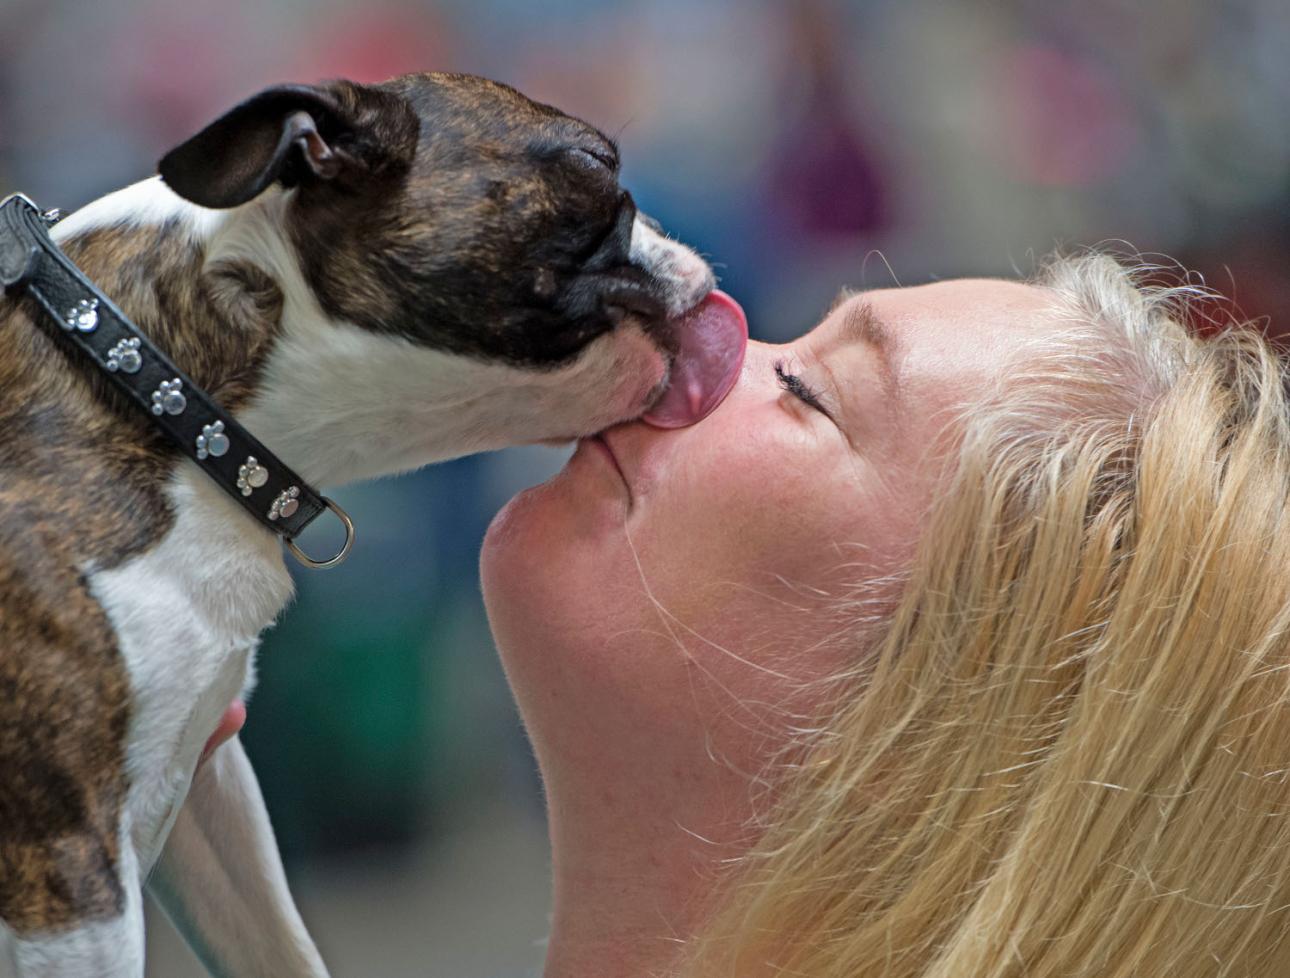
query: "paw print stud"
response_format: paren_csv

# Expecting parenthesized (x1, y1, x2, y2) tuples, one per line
(150, 378, 186, 416)
(237, 456, 269, 496)
(64, 298, 99, 332)
(195, 421, 229, 460)
(105, 337, 142, 374)
(268, 486, 300, 521)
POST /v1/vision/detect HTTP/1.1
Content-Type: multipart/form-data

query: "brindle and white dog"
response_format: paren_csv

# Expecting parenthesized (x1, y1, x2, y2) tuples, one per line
(0, 72, 746, 977)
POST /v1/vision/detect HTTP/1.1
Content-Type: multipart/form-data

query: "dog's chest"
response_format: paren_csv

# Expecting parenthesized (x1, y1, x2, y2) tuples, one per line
(87, 466, 293, 862)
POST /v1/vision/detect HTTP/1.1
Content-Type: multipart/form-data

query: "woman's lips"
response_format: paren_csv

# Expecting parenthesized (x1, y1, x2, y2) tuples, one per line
(586, 434, 629, 492)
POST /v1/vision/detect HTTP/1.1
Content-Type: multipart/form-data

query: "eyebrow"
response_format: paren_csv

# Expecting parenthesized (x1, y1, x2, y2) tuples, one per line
(825, 286, 855, 316)
(836, 295, 902, 405)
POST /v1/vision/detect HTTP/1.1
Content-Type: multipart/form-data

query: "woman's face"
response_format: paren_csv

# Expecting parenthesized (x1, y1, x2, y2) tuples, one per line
(482, 279, 1055, 848)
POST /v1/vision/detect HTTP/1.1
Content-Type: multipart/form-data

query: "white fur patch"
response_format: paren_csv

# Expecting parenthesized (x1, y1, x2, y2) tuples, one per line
(52, 176, 226, 246)
(86, 465, 291, 872)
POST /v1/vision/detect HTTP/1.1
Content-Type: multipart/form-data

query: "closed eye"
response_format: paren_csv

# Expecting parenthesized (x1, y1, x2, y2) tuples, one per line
(774, 360, 830, 417)
(572, 147, 619, 171)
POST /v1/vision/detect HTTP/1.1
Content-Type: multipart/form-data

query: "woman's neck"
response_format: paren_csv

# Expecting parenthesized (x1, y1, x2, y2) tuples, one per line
(538, 762, 755, 978)
(544, 826, 709, 977)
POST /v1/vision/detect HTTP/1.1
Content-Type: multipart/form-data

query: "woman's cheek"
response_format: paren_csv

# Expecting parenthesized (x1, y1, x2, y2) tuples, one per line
(633, 463, 833, 614)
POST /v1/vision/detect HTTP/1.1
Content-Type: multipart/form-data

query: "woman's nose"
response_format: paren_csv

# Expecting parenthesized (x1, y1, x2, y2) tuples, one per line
(730, 339, 782, 392)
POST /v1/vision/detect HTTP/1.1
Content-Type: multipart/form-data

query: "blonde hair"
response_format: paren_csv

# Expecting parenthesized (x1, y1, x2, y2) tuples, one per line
(682, 254, 1290, 976)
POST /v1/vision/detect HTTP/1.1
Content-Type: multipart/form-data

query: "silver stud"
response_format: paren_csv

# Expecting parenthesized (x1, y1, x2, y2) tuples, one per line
(269, 486, 300, 521)
(196, 421, 229, 460)
(237, 456, 269, 496)
(105, 337, 142, 374)
(150, 378, 186, 416)
(64, 298, 99, 332)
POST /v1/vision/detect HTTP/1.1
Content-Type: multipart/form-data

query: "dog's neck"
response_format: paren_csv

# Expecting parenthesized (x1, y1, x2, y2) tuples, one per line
(50, 181, 321, 474)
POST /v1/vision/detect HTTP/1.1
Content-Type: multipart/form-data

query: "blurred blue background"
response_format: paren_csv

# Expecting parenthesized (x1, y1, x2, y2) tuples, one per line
(2, 1, 1289, 974)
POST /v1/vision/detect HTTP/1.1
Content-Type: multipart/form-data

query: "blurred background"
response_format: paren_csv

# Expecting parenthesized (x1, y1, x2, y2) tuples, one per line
(2, 0, 1289, 974)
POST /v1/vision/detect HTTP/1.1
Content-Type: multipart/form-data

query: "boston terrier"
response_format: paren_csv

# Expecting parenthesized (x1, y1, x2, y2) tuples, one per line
(0, 71, 747, 977)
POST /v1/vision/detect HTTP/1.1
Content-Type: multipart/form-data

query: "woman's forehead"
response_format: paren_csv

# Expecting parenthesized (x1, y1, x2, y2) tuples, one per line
(815, 279, 1056, 441)
(851, 277, 1049, 314)
(827, 279, 1055, 367)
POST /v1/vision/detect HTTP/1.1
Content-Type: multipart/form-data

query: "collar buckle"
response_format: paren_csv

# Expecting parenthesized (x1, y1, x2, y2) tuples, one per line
(0, 193, 63, 226)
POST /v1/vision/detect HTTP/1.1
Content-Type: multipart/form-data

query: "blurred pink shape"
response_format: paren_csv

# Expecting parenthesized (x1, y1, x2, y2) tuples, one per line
(292, 7, 459, 84)
(762, 0, 891, 240)
(993, 43, 1140, 187)
(116, 5, 250, 137)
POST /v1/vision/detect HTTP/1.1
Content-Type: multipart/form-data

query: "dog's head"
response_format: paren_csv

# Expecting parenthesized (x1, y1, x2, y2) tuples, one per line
(159, 72, 745, 471)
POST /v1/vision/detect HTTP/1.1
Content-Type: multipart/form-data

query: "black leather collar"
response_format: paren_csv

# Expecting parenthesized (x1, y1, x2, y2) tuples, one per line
(0, 192, 353, 568)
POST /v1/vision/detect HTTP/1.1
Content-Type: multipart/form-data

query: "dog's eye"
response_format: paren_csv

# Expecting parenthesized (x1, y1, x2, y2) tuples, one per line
(571, 147, 618, 172)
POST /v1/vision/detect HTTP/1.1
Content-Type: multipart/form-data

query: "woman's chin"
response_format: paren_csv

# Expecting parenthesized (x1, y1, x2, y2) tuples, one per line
(484, 441, 628, 576)
(481, 468, 624, 640)
(480, 486, 544, 622)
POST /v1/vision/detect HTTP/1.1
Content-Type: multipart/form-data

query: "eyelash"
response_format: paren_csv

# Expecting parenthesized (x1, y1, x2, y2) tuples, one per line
(774, 360, 828, 414)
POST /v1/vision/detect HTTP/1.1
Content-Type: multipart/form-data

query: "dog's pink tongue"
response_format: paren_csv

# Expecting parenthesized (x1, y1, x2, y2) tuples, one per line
(643, 290, 748, 428)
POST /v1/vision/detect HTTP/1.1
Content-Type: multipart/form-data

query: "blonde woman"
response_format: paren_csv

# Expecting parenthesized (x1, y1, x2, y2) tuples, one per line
(482, 253, 1290, 978)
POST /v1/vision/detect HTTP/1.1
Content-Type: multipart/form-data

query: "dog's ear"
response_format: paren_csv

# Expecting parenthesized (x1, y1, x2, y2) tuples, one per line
(158, 82, 419, 209)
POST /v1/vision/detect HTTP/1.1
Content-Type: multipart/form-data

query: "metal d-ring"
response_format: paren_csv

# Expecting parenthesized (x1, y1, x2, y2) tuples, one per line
(285, 496, 355, 569)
